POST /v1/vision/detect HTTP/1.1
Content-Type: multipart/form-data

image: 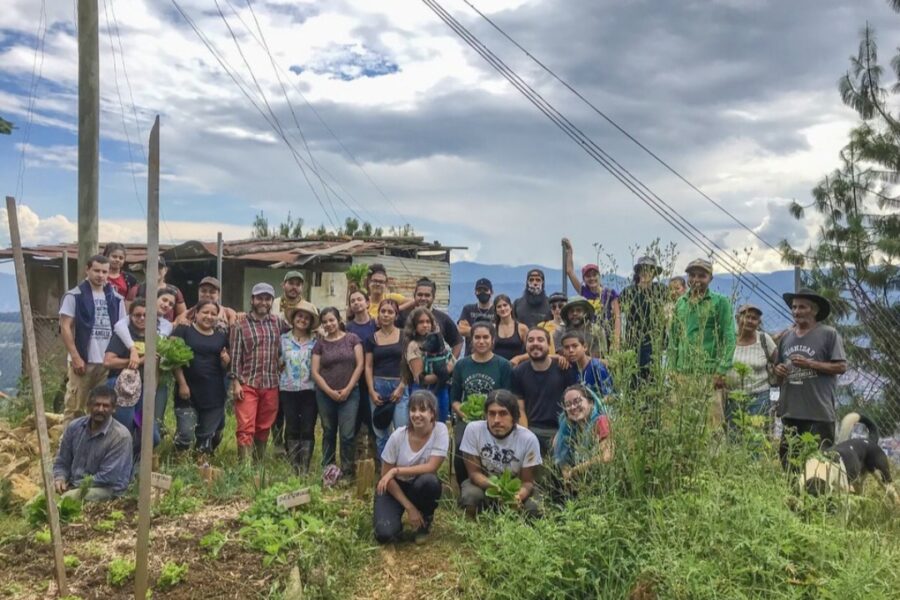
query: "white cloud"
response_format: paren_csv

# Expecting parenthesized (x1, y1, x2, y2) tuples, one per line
(0, 204, 250, 247)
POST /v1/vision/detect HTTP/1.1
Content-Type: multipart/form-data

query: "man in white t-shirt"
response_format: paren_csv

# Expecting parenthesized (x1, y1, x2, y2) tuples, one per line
(459, 389, 542, 518)
(59, 255, 126, 421)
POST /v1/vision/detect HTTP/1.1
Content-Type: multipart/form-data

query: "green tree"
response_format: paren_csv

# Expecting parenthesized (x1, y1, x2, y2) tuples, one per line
(781, 13, 900, 430)
(0, 117, 13, 135)
(343, 217, 360, 236)
(251, 211, 303, 238)
(251, 211, 271, 239)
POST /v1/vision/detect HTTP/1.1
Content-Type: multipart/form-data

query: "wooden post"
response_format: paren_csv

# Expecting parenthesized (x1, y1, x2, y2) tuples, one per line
(77, 0, 100, 273)
(561, 239, 568, 296)
(134, 116, 160, 600)
(6, 196, 68, 596)
(794, 265, 802, 292)
(216, 231, 223, 285)
(61, 249, 69, 294)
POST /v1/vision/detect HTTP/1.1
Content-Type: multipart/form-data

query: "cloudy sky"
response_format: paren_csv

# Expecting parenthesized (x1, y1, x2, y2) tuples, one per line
(1, 0, 899, 274)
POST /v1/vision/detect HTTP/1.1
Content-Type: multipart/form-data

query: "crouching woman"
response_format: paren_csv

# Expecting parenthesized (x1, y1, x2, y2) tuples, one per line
(373, 390, 448, 544)
(552, 384, 613, 489)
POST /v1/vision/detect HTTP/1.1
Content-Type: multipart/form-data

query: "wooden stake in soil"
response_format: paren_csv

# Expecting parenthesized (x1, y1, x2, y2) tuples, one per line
(134, 116, 160, 600)
(5, 196, 68, 597)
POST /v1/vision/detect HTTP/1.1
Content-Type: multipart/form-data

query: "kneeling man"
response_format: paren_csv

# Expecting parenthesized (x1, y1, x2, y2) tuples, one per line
(459, 389, 542, 518)
(53, 385, 133, 501)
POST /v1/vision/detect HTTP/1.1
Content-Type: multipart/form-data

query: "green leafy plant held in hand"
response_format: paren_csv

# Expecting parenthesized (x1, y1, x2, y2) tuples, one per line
(345, 264, 370, 290)
(459, 393, 487, 421)
(485, 470, 522, 506)
(156, 336, 194, 372)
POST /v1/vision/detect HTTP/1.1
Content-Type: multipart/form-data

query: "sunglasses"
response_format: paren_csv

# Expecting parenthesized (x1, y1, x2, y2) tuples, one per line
(551, 303, 565, 309)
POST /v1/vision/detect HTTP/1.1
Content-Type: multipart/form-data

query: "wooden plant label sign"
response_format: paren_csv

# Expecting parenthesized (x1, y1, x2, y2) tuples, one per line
(276, 488, 311, 510)
(150, 472, 172, 491)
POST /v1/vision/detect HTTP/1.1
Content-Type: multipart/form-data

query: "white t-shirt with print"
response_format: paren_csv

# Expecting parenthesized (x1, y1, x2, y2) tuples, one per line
(381, 422, 449, 481)
(59, 288, 125, 364)
(459, 421, 541, 477)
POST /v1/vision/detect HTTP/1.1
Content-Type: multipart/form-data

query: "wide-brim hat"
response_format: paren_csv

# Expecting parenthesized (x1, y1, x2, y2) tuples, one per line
(783, 288, 831, 321)
(634, 256, 663, 275)
(287, 300, 320, 328)
(372, 402, 396, 430)
(561, 295, 595, 324)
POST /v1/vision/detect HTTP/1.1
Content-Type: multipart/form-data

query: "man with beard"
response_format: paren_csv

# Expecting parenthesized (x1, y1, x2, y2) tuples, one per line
(512, 269, 552, 329)
(553, 295, 604, 359)
(272, 271, 311, 321)
(668, 259, 735, 428)
(459, 389, 542, 518)
(457, 278, 495, 356)
(511, 327, 576, 455)
(53, 385, 133, 501)
(230, 283, 283, 462)
(450, 322, 513, 485)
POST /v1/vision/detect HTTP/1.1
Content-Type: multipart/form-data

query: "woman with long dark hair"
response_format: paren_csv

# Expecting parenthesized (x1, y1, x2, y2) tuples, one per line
(373, 390, 447, 544)
(492, 294, 528, 365)
(103, 242, 137, 298)
(365, 298, 407, 458)
(402, 307, 454, 423)
(312, 306, 364, 476)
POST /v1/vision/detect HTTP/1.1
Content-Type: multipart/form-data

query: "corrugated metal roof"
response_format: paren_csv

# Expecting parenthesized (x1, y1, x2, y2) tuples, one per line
(0, 237, 465, 267)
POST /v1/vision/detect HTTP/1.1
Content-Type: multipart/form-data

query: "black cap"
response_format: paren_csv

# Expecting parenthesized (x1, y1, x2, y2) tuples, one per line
(475, 278, 492, 291)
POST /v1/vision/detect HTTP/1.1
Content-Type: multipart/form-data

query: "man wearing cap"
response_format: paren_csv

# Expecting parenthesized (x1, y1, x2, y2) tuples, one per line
(513, 269, 552, 329)
(230, 282, 283, 462)
(176, 276, 237, 329)
(457, 278, 495, 356)
(273, 271, 310, 321)
(365, 264, 414, 319)
(553, 295, 605, 359)
(619, 256, 668, 384)
(539, 292, 568, 353)
(668, 258, 736, 427)
(773, 289, 847, 468)
(563, 238, 622, 350)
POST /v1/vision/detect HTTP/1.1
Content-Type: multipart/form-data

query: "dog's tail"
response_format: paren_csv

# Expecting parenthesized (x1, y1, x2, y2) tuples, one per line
(837, 412, 880, 444)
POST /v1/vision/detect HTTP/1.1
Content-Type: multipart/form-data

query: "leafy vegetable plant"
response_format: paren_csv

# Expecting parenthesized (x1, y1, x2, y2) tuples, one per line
(107, 558, 135, 587)
(156, 561, 188, 590)
(459, 393, 487, 421)
(199, 530, 228, 559)
(485, 471, 522, 506)
(25, 494, 82, 527)
(156, 336, 194, 372)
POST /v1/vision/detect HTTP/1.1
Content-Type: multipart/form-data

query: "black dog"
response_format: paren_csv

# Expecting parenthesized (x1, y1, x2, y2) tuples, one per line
(419, 332, 453, 388)
(801, 413, 898, 504)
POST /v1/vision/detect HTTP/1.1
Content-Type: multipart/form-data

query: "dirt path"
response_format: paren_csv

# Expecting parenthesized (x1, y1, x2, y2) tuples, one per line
(353, 510, 468, 600)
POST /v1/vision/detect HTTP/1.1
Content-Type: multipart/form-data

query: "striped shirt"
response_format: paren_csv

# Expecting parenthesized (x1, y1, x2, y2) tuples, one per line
(52, 416, 133, 494)
(230, 312, 282, 389)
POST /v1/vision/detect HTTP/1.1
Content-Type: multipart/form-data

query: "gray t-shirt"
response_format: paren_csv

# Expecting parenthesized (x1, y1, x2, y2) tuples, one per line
(381, 422, 449, 481)
(60, 288, 126, 365)
(459, 421, 541, 476)
(776, 324, 847, 422)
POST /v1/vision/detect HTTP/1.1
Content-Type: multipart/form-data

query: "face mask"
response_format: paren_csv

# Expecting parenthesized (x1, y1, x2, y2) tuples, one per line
(476, 292, 491, 304)
(527, 283, 543, 295)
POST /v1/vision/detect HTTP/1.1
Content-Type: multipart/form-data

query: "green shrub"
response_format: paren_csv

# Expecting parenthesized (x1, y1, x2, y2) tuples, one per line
(25, 494, 82, 527)
(156, 561, 188, 590)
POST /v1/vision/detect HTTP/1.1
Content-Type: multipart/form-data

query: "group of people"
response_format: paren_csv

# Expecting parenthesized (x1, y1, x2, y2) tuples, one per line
(52, 239, 847, 543)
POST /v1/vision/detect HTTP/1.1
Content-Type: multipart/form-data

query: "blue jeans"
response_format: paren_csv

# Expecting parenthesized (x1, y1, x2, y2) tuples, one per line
(409, 383, 450, 423)
(316, 387, 360, 473)
(371, 377, 409, 459)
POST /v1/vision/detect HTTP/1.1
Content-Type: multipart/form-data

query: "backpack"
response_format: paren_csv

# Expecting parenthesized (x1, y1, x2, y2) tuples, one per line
(758, 332, 778, 386)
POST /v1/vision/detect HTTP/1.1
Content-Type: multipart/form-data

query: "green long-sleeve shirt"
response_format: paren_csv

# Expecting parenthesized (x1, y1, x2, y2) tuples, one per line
(667, 290, 736, 375)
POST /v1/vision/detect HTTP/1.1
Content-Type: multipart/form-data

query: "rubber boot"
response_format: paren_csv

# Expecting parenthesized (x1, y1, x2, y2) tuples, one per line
(237, 444, 252, 464)
(285, 440, 302, 473)
(253, 439, 267, 463)
(298, 441, 313, 474)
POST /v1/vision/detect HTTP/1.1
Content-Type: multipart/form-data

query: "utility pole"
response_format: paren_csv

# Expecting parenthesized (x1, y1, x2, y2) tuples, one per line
(77, 0, 100, 273)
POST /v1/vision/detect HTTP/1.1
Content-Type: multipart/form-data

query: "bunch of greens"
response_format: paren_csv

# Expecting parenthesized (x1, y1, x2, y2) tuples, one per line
(459, 393, 487, 421)
(485, 471, 522, 506)
(106, 558, 135, 587)
(157, 561, 188, 590)
(345, 264, 370, 290)
(157, 335, 194, 372)
(25, 494, 82, 527)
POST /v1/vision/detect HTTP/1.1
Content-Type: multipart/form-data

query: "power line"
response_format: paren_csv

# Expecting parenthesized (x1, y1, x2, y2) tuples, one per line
(421, 0, 794, 319)
(14, 0, 48, 203)
(459, 0, 782, 256)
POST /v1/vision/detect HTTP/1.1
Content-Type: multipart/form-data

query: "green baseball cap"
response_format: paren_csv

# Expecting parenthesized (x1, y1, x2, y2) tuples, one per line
(283, 270, 304, 282)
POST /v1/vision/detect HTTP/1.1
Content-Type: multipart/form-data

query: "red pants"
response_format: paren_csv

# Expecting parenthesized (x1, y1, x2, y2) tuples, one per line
(235, 386, 279, 447)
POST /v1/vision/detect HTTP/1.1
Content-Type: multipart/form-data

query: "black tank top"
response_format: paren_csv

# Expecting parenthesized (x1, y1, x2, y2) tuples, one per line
(494, 321, 525, 361)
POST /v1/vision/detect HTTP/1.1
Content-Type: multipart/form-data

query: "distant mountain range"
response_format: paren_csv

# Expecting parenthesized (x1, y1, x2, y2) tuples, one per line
(449, 262, 797, 329)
